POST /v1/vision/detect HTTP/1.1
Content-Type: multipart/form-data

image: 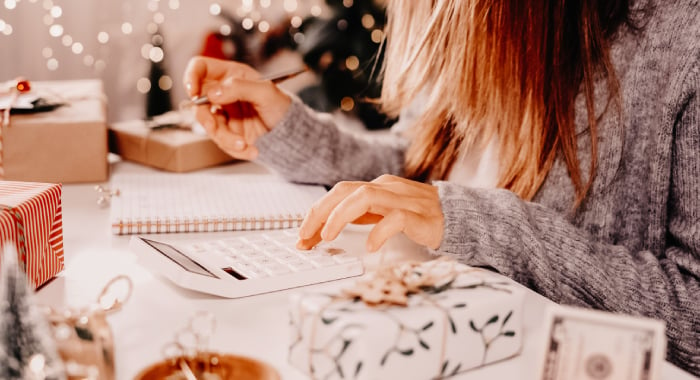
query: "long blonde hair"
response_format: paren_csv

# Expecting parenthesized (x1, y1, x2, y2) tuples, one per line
(380, 0, 631, 205)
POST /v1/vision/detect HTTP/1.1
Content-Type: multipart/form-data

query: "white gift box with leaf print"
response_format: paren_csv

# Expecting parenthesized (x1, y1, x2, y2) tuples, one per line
(288, 264, 526, 379)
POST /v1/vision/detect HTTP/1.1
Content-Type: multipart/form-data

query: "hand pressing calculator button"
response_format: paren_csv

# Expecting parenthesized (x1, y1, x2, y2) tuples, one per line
(129, 228, 364, 298)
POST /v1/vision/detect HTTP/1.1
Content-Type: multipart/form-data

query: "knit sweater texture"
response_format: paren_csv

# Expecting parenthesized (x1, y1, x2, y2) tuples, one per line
(255, 0, 699, 374)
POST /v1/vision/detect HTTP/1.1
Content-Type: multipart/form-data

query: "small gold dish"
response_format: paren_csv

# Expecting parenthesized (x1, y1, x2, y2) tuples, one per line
(135, 352, 281, 380)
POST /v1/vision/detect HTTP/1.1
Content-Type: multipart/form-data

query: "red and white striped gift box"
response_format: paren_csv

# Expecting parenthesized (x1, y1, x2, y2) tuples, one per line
(0, 181, 63, 288)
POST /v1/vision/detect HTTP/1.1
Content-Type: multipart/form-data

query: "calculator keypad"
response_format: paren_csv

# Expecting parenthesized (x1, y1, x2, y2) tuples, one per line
(181, 229, 360, 280)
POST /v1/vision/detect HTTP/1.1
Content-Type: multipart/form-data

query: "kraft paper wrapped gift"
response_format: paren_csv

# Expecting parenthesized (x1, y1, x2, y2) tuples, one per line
(289, 260, 526, 379)
(0, 181, 64, 288)
(108, 119, 234, 172)
(2, 79, 108, 183)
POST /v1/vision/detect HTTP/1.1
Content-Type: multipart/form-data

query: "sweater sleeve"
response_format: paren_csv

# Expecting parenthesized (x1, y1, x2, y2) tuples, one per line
(434, 72, 700, 374)
(254, 97, 409, 186)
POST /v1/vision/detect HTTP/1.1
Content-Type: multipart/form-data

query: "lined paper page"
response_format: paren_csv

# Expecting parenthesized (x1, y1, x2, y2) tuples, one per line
(109, 173, 327, 235)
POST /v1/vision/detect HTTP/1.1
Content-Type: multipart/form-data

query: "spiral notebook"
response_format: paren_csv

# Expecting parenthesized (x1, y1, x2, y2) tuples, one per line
(109, 172, 327, 235)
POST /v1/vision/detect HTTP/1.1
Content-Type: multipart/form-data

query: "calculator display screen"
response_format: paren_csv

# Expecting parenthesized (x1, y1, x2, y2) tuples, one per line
(141, 238, 216, 278)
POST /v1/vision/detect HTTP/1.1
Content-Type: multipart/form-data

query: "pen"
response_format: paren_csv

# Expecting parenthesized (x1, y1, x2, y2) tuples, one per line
(182, 66, 308, 108)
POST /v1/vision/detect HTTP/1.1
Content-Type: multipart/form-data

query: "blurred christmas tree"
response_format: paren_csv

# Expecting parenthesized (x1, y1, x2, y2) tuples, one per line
(146, 28, 173, 118)
(0, 245, 65, 380)
(294, 0, 394, 129)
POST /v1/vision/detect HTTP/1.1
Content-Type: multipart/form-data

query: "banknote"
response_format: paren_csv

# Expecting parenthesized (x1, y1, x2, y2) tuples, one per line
(537, 305, 666, 380)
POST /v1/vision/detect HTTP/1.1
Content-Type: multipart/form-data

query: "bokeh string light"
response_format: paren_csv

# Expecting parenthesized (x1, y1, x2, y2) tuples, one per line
(1, 0, 388, 109)
(1, 0, 108, 72)
(136, 0, 172, 95)
(1, 0, 323, 77)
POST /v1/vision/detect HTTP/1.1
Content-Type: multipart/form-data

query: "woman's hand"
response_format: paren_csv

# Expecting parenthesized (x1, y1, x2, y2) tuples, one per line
(297, 174, 444, 252)
(182, 56, 292, 160)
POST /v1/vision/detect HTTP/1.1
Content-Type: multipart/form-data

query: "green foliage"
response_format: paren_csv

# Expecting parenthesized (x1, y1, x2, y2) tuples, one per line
(295, 0, 395, 129)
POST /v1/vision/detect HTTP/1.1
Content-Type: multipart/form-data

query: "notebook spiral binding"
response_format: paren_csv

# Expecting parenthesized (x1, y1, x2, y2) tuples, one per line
(111, 214, 306, 235)
(107, 172, 326, 236)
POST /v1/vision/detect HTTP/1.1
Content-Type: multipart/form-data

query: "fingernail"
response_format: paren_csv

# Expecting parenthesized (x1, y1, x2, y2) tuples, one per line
(296, 239, 313, 250)
(213, 88, 222, 97)
(185, 82, 192, 91)
(222, 77, 234, 86)
(234, 139, 246, 150)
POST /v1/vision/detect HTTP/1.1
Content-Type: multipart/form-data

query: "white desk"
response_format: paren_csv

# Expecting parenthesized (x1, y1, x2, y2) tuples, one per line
(33, 160, 696, 380)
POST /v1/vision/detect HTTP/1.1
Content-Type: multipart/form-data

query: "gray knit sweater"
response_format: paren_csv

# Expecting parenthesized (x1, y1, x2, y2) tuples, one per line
(255, 1, 699, 374)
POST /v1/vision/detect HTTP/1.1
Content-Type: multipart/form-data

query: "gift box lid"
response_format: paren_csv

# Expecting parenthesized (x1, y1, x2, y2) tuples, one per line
(0, 181, 57, 206)
(1, 79, 108, 183)
(108, 119, 234, 173)
(109, 119, 212, 144)
(9, 79, 106, 124)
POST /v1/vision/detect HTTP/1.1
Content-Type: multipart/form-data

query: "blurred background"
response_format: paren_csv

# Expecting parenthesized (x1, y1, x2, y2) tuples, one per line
(0, 0, 394, 128)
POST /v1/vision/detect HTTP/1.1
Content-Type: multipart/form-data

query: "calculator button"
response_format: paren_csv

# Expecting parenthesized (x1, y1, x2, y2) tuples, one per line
(265, 263, 291, 276)
(301, 249, 325, 258)
(224, 251, 246, 259)
(189, 244, 206, 252)
(219, 240, 248, 251)
(243, 237, 268, 245)
(310, 257, 337, 267)
(234, 247, 258, 257)
(255, 240, 279, 250)
(237, 267, 262, 279)
(274, 236, 298, 245)
(280, 230, 298, 237)
(277, 252, 302, 262)
(250, 270, 268, 279)
(288, 261, 315, 271)
(225, 251, 252, 262)
(333, 254, 359, 264)
(234, 262, 257, 272)
(249, 256, 275, 266)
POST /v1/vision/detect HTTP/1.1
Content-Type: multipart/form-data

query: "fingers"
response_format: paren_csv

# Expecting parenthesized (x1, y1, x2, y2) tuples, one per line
(366, 209, 441, 252)
(366, 209, 412, 252)
(226, 116, 247, 151)
(196, 105, 258, 160)
(351, 213, 383, 225)
(372, 174, 437, 196)
(183, 56, 259, 98)
(298, 179, 443, 252)
(299, 181, 365, 240)
(205, 77, 292, 128)
(195, 105, 218, 134)
(206, 76, 271, 105)
(296, 225, 323, 250)
(321, 185, 423, 241)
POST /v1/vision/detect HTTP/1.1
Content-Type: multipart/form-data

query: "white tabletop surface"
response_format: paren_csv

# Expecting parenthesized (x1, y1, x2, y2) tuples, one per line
(32, 160, 696, 380)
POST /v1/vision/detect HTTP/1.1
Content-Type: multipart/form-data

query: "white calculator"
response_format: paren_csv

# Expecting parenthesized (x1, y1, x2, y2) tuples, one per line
(129, 229, 365, 298)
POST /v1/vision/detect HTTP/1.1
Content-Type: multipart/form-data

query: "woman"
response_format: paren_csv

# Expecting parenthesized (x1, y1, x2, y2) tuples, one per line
(184, 0, 699, 374)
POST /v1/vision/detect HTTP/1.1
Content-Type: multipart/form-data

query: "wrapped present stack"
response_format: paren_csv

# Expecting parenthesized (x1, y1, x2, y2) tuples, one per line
(289, 258, 525, 379)
(0, 181, 64, 288)
(1, 79, 108, 183)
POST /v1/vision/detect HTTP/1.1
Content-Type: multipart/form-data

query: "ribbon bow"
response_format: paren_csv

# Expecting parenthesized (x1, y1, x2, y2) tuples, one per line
(343, 257, 470, 307)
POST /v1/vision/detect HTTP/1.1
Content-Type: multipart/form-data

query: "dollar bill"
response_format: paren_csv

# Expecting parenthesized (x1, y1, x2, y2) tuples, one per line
(537, 305, 666, 380)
